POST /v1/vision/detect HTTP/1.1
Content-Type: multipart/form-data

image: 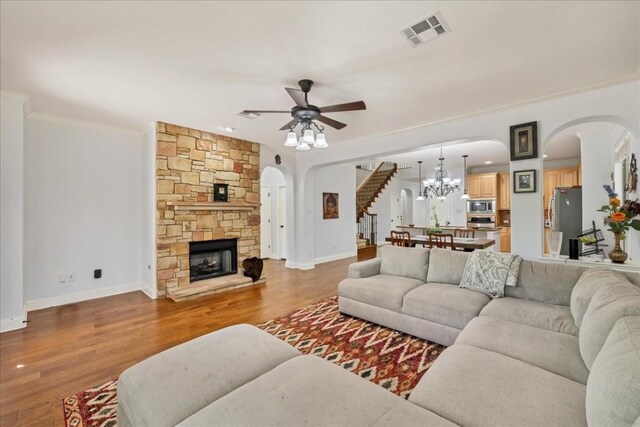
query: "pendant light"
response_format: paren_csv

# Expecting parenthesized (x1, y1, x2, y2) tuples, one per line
(416, 161, 425, 201)
(460, 154, 470, 199)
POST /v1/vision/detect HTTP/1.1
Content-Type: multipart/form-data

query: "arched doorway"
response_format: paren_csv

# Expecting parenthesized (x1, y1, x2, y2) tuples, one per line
(260, 167, 287, 260)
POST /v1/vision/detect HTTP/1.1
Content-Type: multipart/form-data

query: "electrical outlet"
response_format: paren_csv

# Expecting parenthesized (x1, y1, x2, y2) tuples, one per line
(59, 275, 67, 283)
(67, 273, 75, 282)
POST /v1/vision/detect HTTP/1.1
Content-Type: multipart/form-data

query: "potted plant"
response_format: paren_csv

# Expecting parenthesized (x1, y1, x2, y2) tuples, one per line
(598, 185, 640, 263)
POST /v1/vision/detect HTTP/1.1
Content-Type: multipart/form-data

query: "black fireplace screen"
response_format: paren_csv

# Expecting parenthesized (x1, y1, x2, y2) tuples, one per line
(189, 238, 237, 282)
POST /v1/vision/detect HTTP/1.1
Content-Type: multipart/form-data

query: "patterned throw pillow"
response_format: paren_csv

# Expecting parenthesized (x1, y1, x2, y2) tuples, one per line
(459, 250, 522, 298)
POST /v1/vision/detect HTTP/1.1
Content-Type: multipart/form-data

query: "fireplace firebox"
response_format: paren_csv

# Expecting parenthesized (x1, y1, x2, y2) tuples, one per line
(189, 238, 238, 282)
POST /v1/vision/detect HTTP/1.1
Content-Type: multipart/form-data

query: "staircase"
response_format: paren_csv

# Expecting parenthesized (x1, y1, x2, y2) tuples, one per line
(356, 162, 398, 221)
(355, 162, 397, 261)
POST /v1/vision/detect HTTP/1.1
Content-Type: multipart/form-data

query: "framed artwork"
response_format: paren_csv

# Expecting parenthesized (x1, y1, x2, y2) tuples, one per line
(213, 183, 229, 202)
(322, 192, 339, 219)
(510, 121, 538, 161)
(513, 169, 537, 193)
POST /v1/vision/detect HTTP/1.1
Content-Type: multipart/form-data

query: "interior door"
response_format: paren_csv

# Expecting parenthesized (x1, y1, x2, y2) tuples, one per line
(277, 186, 287, 259)
(389, 193, 401, 229)
(260, 186, 271, 258)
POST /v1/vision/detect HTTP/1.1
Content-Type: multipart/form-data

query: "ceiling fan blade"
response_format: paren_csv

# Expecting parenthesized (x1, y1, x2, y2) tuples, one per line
(242, 110, 291, 114)
(317, 115, 347, 130)
(319, 101, 366, 113)
(279, 119, 299, 131)
(285, 87, 308, 108)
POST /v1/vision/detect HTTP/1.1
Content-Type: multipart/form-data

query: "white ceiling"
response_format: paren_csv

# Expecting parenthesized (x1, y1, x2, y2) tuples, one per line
(1, 1, 638, 151)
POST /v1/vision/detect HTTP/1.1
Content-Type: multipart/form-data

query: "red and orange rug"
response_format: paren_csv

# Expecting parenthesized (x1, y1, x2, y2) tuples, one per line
(63, 296, 445, 426)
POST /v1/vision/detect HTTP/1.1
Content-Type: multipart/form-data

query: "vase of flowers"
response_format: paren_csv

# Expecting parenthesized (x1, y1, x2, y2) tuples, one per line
(599, 185, 640, 263)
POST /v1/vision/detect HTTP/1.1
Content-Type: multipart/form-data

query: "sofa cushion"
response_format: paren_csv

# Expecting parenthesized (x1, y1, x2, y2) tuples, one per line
(379, 245, 430, 281)
(586, 317, 640, 427)
(459, 251, 521, 298)
(571, 268, 626, 328)
(409, 344, 587, 427)
(579, 280, 640, 369)
(455, 316, 589, 384)
(402, 282, 490, 330)
(505, 260, 586, 305)
(178, 355, 455, 427)
(480, 297, 578, 336)
(426, 248, 471, 285)
(338, 275, 425, 311)
(117, 324, 300, 427)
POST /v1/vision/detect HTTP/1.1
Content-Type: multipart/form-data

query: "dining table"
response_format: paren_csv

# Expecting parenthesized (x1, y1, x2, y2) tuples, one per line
(384, 235, 495, 251)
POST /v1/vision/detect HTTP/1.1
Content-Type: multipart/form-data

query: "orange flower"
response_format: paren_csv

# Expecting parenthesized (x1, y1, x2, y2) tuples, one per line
(610, 198, 620, 207)
(610, 211, 626, 223)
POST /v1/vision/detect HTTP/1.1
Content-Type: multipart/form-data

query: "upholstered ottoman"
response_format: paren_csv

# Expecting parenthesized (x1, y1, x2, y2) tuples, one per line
(116, 324, 300, 427)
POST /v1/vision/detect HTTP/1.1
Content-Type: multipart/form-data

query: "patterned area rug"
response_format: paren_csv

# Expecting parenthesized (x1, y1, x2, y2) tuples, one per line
(63, 296, 445, 426)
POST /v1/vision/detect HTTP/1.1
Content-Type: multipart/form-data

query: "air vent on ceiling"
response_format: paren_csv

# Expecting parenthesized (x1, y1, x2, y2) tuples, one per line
(399, 11, 450, 47)
(237, 111, 261, 120)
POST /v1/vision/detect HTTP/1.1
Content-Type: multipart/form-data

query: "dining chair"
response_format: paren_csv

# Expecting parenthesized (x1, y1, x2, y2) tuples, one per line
(453, 228, 475, 251)
(454, 228, 475, 238)
(427, 233, 456, 250)
(390, 231, 412, 247)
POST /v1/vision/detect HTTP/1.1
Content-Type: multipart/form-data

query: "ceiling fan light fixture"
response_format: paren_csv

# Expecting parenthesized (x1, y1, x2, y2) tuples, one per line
(314, 132, 328, 148)
(303, 128, 315, 144)
(284, 131, 298, 147)
(296, 138, 311, 151)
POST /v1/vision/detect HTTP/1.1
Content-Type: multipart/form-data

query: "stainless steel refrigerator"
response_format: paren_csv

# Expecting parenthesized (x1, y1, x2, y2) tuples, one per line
(551, 187, 583, 255)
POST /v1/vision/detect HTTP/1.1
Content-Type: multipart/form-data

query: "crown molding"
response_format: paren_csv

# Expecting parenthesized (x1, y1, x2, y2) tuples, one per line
(27, 112, 141, 136)
(0, 90, 29, 102)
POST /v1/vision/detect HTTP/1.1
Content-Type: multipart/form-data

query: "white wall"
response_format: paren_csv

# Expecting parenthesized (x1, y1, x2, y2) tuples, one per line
(261, 166, 286, 258)
(140, 124, 157, 298)
(313, 164, 356, 262)
(23, 116, 142, 309)
(0, 94, 27, 332)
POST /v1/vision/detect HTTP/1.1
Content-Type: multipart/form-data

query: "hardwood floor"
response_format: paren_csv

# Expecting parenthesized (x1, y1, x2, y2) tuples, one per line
(0, 258, 353, 426)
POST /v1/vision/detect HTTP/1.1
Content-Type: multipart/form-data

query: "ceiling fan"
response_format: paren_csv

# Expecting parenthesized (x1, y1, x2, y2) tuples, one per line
(242, 79, 366, 150)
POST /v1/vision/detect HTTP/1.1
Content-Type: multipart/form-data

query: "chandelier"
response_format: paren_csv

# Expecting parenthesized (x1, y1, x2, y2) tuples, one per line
(284, 120, 327, 150)
(417, 148, 465, 200)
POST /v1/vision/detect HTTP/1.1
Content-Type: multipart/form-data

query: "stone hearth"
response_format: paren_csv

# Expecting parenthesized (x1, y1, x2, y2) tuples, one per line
(155, 122, 261, 297)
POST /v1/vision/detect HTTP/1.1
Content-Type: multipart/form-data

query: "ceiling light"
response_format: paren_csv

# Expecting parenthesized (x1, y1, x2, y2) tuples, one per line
(543, 154, 548, 158)
(416, 161, 425, 201)
(314, 132, 328, 148)
(461, 155, 470, 199)
(295, 137, 310, 151)
(420, 147, 462, 199)
(284, 131, 298, 147)
(484, 161, 492, 164)
(283, 121, 328, 151)
(222, 126, 235, 132)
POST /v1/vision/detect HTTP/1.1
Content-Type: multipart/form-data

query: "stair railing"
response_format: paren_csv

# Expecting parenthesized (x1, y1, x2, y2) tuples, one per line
(357, 203, 378, 246)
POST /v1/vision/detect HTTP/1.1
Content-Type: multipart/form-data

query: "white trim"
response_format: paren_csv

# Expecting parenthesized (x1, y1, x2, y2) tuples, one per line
(140, 282, 158, 299)
(0, 90, 29, 102)
(25, 282, 141, 312)
(26, 112, 141, 136)
(285, 260, 315, 270)
(0, 309, 27, 333)
(313, 251, 357, 265)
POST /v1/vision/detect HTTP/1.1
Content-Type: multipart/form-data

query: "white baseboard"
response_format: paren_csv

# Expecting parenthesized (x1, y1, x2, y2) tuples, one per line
(25, 282, 141, 312)
(285, 260, 315, 270)
(0, 313, 27, 333)
(314, 251, 357, 265)
(140, 282, 158, 299)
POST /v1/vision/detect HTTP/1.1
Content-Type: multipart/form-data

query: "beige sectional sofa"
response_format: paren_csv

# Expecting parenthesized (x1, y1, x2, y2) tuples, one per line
(118, 246, 640, 426)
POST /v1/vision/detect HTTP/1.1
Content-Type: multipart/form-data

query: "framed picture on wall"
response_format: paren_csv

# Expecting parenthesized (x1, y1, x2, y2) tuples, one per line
(510, 121, 538, 161)
(213, 183, 229, 202)
(322, 192, 339, 219)
(513, 169, 537, 193)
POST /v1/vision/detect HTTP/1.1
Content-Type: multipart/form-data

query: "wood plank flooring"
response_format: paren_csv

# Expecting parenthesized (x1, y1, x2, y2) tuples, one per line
(0, 258, 352, 426)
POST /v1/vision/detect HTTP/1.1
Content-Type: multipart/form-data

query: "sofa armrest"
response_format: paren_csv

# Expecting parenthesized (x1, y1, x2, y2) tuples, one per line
(348, 258, 382, 279)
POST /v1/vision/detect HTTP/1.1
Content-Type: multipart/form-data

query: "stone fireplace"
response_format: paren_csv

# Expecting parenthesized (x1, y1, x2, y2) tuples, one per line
(155, 122, 261, 300)
(189, 238, 238, 282)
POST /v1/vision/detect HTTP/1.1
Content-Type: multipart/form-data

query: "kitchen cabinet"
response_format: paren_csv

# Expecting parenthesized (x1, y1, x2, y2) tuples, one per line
(498, 173, 510, 210)
(500, 227, 511, 253)
(543, 167, 579, 209)
(466, 173, 497, 199)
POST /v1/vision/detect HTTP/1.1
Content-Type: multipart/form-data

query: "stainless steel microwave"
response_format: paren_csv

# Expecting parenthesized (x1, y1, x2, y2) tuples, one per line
(467, 199, 496, 214)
